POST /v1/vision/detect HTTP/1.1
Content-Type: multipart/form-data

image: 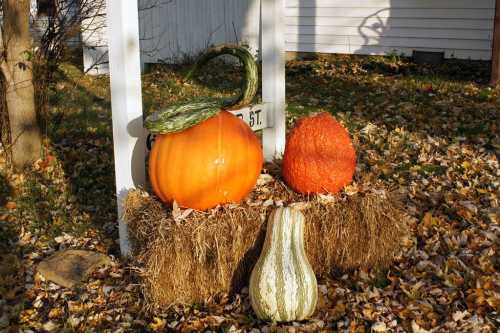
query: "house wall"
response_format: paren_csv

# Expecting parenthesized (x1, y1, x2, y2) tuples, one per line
(138, 0, 496, 62)
(81, 0, 261, 72)
(287, 0, 495, 60)
(2, 0, 495, 74)
(81, 1, 108, 74)
(138, 0, 260, 63)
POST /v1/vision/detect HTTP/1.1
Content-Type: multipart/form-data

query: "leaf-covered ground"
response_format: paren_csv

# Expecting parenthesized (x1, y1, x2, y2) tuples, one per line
(0, 54, 498, 332)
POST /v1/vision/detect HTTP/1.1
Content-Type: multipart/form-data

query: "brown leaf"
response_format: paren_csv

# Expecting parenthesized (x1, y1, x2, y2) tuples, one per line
(5, 201, 16, 210)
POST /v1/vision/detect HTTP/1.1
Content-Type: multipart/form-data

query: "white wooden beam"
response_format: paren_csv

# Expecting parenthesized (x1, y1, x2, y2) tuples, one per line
(261, 0, 286, 161)
(106, 0, 146, 256)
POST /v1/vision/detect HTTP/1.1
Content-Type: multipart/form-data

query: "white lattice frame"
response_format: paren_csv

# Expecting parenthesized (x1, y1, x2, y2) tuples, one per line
(106, 0, 286, 256)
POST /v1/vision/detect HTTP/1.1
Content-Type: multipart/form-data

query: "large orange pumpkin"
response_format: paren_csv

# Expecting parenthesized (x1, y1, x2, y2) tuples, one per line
(149, 111, 263, 210)
(282, 112, 356, 194)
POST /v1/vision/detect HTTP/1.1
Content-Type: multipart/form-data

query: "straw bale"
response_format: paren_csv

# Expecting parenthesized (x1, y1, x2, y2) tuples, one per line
(125, 176, 409, 306)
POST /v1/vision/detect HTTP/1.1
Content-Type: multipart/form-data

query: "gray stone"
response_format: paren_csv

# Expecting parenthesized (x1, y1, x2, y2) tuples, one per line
(0, 313, 10, 329)
(37, 250, 112, 288)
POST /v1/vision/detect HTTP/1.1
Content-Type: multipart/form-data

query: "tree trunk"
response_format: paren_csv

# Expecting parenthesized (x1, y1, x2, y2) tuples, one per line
(1, 0, 42, 168)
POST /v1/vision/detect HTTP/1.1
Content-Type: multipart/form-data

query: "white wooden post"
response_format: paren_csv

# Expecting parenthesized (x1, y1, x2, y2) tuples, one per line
(106, 0, 146, 256)
(261, 0, 286, 161)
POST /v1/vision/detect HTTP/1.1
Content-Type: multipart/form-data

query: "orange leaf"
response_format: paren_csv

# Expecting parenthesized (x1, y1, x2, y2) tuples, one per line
(5, 201, 16, 210)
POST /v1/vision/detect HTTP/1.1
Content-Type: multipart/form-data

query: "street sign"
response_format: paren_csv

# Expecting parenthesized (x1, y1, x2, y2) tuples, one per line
(230, 103, 269, 131)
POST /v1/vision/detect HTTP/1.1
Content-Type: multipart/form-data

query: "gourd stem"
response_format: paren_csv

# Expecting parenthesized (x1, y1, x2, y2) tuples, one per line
(184, 44, 258, 109)
(145, 45, 259, 135)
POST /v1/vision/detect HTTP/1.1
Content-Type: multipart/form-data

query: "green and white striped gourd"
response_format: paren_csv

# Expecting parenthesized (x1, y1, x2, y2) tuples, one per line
(145, 44, 258, 135)
(249, 207, 318, 322)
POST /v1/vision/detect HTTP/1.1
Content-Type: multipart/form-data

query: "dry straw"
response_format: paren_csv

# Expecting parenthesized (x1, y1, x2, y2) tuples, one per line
(125, 176, 409, 307)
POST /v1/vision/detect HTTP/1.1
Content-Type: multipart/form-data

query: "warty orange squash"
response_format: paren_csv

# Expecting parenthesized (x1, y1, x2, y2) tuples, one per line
(282, 112, 356, 194)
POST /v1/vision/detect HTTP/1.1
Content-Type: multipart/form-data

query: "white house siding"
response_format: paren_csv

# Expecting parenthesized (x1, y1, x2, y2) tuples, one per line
(138, 0, 260, 63)
(286, 0, 496, 60)
(135, 0, 496, 62)
(3, 0, 493, 72)
(81, 1, 108, 74)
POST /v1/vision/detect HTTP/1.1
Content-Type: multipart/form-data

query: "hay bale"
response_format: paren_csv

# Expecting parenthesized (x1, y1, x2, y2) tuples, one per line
(125, 176, 409, 306)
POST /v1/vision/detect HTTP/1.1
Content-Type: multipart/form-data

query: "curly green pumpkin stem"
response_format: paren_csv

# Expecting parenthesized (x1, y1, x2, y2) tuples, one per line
(184, 44, 258, 109)
(144, 99, 223, 134)
(145, 45, 259, 135)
